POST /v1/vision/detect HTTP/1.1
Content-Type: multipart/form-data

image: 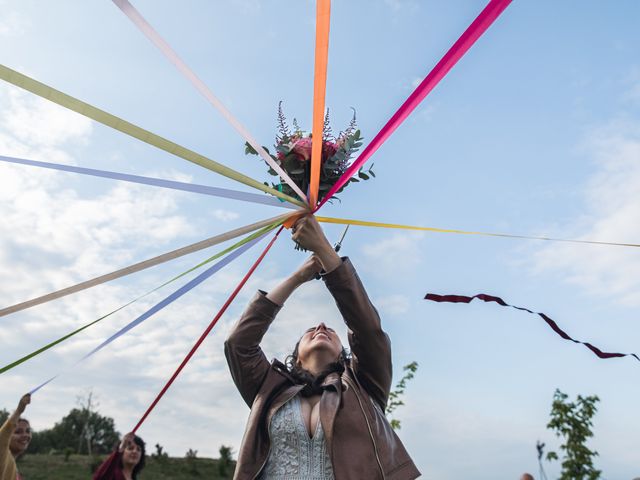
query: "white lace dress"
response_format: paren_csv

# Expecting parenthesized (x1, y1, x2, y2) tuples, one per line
(259, 395, 334, 480)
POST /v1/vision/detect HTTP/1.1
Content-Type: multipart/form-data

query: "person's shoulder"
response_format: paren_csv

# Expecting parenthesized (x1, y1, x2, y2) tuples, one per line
(0, 416, 17, 436)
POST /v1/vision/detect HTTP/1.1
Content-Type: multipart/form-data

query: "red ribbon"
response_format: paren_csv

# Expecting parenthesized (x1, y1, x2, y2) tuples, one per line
(132, 226, 284, 433)
(425, 293, 640, 363)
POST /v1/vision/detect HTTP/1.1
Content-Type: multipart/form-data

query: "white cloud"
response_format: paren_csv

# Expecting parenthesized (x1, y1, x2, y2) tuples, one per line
(532, 119, 640, 305)
(210, 208, 240, 222)
(362, 232, 425, 278)
(0, 87, 198, 305)
(376, 294, 411, 315)
(0, 10, 29, 37)
(2, 89, 93, 148)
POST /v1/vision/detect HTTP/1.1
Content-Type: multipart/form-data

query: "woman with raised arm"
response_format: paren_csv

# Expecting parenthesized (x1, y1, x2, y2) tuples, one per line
(225, 215, 420, 479)
(0, 394, 31, 480)
(93, 432, 146, 480)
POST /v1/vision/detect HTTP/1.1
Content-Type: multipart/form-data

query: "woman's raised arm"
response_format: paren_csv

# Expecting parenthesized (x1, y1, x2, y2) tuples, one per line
(225, 252, 322, 407)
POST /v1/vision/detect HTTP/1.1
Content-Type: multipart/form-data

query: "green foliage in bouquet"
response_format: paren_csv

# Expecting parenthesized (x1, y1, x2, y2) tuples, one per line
(245, 102, 374, 204)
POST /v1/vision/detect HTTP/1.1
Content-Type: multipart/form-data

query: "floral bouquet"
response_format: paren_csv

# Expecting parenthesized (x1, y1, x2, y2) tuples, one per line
(245, 102, 374, 205)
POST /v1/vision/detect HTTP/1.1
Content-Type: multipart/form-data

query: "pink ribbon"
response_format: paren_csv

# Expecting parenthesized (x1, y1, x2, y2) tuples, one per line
(317, 0, 512, 210)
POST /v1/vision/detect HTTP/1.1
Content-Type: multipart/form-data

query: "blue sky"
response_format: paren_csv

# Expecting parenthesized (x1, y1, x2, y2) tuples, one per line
(1, 1, 639, 478)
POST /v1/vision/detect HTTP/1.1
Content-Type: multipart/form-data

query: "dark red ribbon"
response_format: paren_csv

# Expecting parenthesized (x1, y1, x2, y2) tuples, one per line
(425, 293, 640, 363)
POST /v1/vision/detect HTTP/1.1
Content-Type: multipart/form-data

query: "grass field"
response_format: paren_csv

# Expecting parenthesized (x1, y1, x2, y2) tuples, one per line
(17, 453, 234, 479)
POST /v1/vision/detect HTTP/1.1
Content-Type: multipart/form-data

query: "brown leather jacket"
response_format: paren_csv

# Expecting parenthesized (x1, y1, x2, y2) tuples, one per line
(225, 258, 420, 479)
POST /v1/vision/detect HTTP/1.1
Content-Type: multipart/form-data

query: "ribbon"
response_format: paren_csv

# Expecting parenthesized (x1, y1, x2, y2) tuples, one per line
(0, 64, 306, 208)
(0, 222, 280, 376)
(30, 226, 275, 394)
(0, 155, 297, 209)
(111, 0, 308, 204)
(316, 0, 512, 210)
(425, 293, 640, 363)
(132, 226, 284, 432)
(309, 0, 331, 207)
(0, 214, 290, 318)
(316, 216, 640, 248)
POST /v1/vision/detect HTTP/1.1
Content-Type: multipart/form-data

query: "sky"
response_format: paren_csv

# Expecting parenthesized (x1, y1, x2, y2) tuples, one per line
(1, 0, 639, 478)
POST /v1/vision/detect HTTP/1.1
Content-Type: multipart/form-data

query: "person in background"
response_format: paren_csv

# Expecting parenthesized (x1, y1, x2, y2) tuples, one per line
(0, 394, 32, 480)
(520, 474, 535, 480)
(93, 432, 146, 480)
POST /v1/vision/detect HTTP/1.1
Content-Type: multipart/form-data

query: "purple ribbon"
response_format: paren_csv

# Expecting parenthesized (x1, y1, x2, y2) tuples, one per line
(0, 154, 295, 209)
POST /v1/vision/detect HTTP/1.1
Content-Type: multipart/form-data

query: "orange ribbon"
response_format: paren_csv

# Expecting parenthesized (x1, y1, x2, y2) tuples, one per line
(309, 0, 331, 208)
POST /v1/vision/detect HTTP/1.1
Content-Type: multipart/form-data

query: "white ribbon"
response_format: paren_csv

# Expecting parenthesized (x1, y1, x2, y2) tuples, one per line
(0, 214, 289, 317)
(112, 0, 309, 204)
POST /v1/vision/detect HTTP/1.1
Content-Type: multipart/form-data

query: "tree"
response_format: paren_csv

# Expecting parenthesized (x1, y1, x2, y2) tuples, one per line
(545, 389, 601, 480)
(152, 443, 169, 466)
(29, 407, 120, 455)
(0, 409, 9, 426)
(76, 390, 97, 455)
(386, 361, 419, 430)
(186, 448, 199, 474)
(218, 445, 234, 478)
(536, 440, 549, 480)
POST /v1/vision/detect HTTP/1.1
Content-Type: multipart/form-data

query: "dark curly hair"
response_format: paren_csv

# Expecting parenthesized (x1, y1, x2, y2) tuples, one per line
(284, 339, 351, 396)
(121, 435, 146, 479)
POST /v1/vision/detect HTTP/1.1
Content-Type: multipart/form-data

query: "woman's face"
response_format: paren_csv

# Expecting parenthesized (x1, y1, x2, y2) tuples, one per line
(122, 440, 142, 467)
(297, 323, 343, 367)
(10, 420, 31, 457)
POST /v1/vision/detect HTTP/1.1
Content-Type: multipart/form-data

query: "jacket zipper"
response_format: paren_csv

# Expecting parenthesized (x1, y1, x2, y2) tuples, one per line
(251, 386, 303, 480)
(344, 376, 386, 479)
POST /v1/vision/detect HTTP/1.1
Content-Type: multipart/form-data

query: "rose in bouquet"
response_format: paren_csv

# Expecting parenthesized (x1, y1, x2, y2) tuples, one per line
(245, 102, 374, 205)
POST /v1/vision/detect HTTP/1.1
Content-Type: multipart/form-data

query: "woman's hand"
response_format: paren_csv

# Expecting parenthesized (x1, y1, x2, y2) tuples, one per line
(290, 255, 323, 285)
(8, 393, 31, 424)
(292, 216, 341, 273)
(291, 215, 330, 252)
(119, 432, 136, 452)
(16, 394, 30, 415)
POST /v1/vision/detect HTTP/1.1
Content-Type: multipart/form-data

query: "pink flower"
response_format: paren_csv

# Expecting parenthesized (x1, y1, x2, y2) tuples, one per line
(291, 137, 313, 161)
(290, 137, 340, 162)
(322, 141, 338, 159)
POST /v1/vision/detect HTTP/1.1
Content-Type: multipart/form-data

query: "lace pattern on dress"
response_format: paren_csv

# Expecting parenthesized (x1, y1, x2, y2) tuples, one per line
(260, 395, 334, 480)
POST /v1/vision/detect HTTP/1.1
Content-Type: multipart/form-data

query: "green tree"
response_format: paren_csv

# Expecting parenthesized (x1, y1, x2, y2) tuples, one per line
(218, 445, 234, 478)
(386, 361, 419, 430)
(152, 443, 169, 463)
(546, 389, 601, 480)
(0, 408, 9, 426)
(185, 448, 199, 475)
(29, 408, 120, 455)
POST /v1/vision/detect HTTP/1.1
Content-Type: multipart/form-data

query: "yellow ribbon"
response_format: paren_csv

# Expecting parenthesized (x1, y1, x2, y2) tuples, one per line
(0, 64, 306, 208)
(316, 216, 640, 248)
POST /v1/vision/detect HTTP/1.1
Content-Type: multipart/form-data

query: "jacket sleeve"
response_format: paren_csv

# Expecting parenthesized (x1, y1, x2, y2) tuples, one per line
(92, 449, 122, 480)
(323, 258, 392, 410)
(224, 291, 282, 408)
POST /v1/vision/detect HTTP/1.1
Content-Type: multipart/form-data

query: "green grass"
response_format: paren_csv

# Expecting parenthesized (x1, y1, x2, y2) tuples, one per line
(17, 453, 235, 479)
